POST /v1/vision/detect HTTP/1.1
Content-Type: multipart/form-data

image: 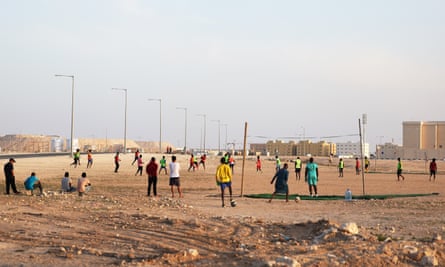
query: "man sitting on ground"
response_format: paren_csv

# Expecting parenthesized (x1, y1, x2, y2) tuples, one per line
(77, 172, 91, 197)
(24, 172, 43, 196)
(61, 171, 76, 192)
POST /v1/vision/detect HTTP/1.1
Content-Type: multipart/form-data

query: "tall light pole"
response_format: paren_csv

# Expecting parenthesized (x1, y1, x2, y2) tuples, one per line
(148, 98, 162, 153)
(222, 123, 228, 150)
(212, 119, 221, 153)
(112, 88, 128, 153)
(176, 107, 187, 153)
(55, 74, 75, 154)
(362, 113, 367, 157)
(197, 114, 206, 152)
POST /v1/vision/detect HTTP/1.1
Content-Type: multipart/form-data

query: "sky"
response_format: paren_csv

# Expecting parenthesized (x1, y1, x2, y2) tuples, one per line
(1, 0, 444, 152)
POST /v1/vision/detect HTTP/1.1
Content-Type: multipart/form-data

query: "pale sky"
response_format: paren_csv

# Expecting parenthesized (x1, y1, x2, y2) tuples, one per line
(1, 0, 444, 151)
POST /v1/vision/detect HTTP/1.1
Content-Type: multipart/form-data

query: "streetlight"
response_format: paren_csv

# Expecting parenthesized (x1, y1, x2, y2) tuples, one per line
(197, 114, 206, 152)
(222, 123, 228, 150)
(112, 88, 128, 153)
(54, 74, 75, 154)
(148, 98, 162, 153)
(212, 119, 221, 153)
(176, 107, 187, 153)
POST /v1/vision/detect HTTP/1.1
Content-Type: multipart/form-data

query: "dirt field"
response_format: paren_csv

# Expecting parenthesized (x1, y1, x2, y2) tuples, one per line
(0, 154, 444, 266)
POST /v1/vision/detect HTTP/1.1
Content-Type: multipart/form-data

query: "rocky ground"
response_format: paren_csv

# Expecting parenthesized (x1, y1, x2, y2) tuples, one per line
(0, 154, 444, 266)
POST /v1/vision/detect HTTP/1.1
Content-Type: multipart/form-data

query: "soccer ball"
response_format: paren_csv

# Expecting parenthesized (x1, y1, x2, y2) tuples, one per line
(230, 200, 237, 207)
(295, 196, 301, 202)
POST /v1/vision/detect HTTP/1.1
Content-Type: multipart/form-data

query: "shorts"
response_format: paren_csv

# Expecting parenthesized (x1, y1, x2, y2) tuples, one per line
(308, 176, 318, 186)
(219, 182, 232, 190)
(295, 168, 301, 173)
(169, 177, 180, 186)
(397, 169, 402, 175)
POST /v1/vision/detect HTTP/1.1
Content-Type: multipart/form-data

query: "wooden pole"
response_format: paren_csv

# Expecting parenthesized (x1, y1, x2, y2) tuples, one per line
(240, 122, 248, 197)
(359, 119, 366, 195)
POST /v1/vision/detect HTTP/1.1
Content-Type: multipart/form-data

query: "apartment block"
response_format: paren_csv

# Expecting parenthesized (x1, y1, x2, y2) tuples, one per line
(266, 140, 296, 156)
(377, 143, 403, 159)
(403, 121, 445, 149)
(249, 143, 267, 155)
(262, 140, 336, 157)
(336, 141, 370, 158)
(401, 121, 445, 159)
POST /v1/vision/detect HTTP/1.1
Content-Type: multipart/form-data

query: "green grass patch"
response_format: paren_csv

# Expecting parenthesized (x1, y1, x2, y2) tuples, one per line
(245, 192, 439, 200)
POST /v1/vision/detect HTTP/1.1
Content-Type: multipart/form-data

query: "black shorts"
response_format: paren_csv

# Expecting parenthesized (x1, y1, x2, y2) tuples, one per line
(169, 177, 180, 186)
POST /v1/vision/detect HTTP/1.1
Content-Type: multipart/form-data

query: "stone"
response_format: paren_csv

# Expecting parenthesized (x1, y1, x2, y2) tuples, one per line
(403, 245, 417, 254)
(377, 244, 393, 256)
(128, 249, 135, 259)
(275, 256, 301, 267)
(423, 248, 435, 257)
(421, 255, 438, 266)
(186, 248, 199, 257)
(315, 227, 338, 242)
(403, 245, 420, 260)
(340, 223, 359, 235)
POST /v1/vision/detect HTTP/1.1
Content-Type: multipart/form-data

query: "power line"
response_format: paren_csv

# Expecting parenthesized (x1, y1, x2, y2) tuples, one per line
(248, 133, 359, 140)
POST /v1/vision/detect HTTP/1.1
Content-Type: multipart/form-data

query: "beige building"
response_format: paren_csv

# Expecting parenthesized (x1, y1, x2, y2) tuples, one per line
(295, 140, 336, 157)
(403, 121, 445, 149)
(249, 143, 267, 155)
(263, 140, 336, 157)
(265, 140, 296, 156)
(400, 121, 445, 159)
(0, 134, 53, 153)
(0, 134, 173, 154)
(374, 121, 445, 160)
(377, 143, 403, 160)
(248, 121, 445, 160)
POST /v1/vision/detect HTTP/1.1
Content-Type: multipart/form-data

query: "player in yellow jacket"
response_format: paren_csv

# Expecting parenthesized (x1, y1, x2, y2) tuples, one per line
(216, 157, 233, 207)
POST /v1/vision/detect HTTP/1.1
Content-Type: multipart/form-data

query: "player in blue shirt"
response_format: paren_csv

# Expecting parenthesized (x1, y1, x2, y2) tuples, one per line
(24, 172, 43, 195)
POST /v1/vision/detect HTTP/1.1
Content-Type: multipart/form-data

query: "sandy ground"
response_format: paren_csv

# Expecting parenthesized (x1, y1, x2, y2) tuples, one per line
(0, 153, 444, 266)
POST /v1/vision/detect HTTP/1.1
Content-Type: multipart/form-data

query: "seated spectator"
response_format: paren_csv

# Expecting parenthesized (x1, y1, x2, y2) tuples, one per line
(61, 171, 76, 192)
(77, 172, 91, 197)
(24, 172, 43, 196)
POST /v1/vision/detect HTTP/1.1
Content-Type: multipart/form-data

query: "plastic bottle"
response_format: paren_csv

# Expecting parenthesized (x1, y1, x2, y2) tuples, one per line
(345, 189, 352, 201)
